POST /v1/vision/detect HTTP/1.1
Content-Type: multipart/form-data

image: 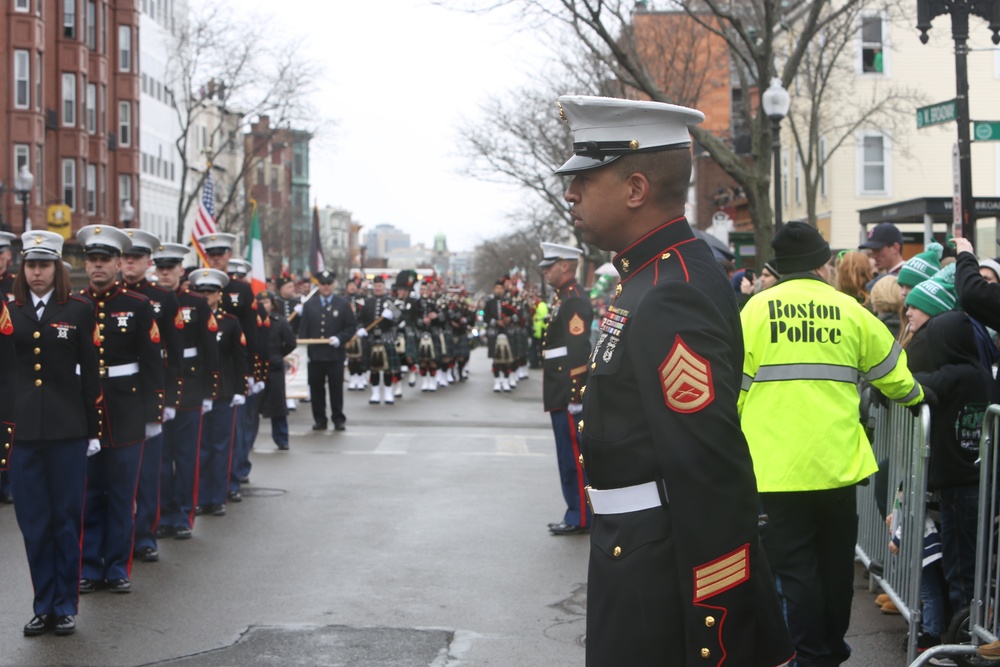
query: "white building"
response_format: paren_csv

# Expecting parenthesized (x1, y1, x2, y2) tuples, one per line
(138, 0, 188, 243)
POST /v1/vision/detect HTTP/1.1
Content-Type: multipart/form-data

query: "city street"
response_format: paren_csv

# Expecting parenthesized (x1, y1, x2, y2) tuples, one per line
(0, 348, 912, 666)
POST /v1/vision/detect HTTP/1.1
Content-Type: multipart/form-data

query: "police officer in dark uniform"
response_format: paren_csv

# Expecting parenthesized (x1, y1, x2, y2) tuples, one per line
(191, 268, 247, 517)
(75, 225, 165, 595)
(121, 229, 183, 564)
(557, 95, 793, 665)
(298, 270, 356, 431)
(538, 242, 593, 536)
(8, 231, 101, 636)
(152, 243, 220, 539)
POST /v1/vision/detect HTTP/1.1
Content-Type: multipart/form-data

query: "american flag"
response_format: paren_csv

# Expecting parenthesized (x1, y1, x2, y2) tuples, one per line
(191, 170, 217, 265)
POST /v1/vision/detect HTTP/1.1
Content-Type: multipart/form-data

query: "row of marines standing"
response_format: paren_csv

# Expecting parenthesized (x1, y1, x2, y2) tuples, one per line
(0, 227, 275, 637)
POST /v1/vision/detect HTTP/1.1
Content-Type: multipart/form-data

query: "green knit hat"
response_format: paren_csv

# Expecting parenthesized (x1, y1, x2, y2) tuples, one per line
(897, 242, 943, 288)
(905, 263, 957, 317)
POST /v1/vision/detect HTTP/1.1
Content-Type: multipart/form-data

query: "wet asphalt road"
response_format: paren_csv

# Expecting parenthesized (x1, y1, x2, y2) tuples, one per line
(0, 348, 914, 666)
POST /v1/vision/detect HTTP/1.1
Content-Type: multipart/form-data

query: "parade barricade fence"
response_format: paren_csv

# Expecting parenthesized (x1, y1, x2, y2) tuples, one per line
(855, 401, 930, 665)
(912, 404, 1000, 666)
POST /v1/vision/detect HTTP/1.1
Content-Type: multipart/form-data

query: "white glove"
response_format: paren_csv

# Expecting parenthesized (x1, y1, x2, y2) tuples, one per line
(145, 422, 163, 438)
(398, 321, 406, 329)
(202, 399, 214, 415)
(251, 380, 265, 395)
(329, 336, 341, 347)
(356, 327, 368, 338)
(293, 303, 304, 316)
(163, 406, 177, 422)
(381, 308, 394, 320)
(231, 394, 246, 407)
(86, 439, 101, 457)
(567, 403, 583, 415)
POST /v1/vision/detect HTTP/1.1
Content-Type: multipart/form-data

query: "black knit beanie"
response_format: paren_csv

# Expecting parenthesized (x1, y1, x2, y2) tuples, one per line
(771, 222, 831, 274)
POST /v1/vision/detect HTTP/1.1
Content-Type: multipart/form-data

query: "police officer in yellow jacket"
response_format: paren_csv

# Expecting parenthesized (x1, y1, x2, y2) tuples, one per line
(559, 95, 793, 667)
(739, 222, 923, 667)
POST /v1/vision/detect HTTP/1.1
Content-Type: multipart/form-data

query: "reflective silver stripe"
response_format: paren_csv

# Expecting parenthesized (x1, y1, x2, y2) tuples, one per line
(543, 346, 568, 359)
(899, 382, 922, 404)
(587, 481, 664, 514)
(741, 374, 754, 391)
(183, 347, 198, 358)
(865, 342, 903, 382)
(754, 364, 859, 384)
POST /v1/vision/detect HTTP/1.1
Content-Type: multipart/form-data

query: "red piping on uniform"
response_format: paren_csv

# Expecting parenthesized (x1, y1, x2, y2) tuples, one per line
(567, 411, 588, 528)
(223, 406, 239, 505)
(693, 601, 728, 666)
(189, 413, 204, 526)
(616, 216, 685, 257)
(124, 452, 143, 577)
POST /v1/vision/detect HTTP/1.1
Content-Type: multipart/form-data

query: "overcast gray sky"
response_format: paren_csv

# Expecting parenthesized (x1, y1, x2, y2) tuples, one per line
(224, 0, 550, 253)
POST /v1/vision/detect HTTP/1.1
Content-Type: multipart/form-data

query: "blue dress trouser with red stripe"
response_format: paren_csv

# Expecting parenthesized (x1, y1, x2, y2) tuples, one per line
(10, 437, 88, 616)
(550, 409, 591, 528)
(82, 442, 143, 581)
(159, 409, 201, 531)
(199, 401, 236, 507)
(133, 432, 163, 552)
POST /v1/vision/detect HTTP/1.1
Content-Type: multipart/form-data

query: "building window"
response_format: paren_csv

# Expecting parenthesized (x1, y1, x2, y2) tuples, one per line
(119, 101, 131, 146)
(859, 14, 888, 75)
(857, 131, 891, 195)
(86, 83, 96, 133)
(63, 0, 76, 39)
(63, 158, 76, 211)
(14, 50, 30, 109)
(86, 2, 96, 49)
(819, 136, 828, 199)
(62, 73, 76, 126)
(87, 164, 97, 214)
(35, 52, 42, 111)
(14, 146, 30, 188)
(100, 84, 106, 134)
(119, 174, 131, 210)
(101, 3, 106, 53)
(15, 0, 30, 12)
(101, 164, 106, 214)
(118, 25, 131, 72)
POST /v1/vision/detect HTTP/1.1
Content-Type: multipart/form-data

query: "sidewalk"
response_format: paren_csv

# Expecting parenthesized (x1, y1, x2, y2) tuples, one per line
(848, 562, 915, 666)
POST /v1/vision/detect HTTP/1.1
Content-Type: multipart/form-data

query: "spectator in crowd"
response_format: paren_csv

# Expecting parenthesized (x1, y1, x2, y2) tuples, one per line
(978, 257, 1000, 284)
(897, 243, 943, 301)
(758, 262, 780, 292)
(860, 222, 906, 290)
(836, 251, 875, 307)
(870, 275, 906, 339)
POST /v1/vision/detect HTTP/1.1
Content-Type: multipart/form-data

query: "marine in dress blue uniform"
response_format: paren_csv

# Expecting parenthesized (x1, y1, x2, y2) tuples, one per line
(152, 243, 220, 539)
(556, 96, 793, 666)
(121, 230, 184, 564)
(539, 242, 593, 535)
(192, 269, 248, 516)
(298, 270, 357, 430)
(76, 225, 165, 595)
(8, 231, 102, 636)
(0, 230, 16, 504)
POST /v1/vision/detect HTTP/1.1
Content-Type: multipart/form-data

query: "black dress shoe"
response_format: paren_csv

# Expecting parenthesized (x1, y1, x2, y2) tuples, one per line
(334, 423, 346, 431)
(156, 525, 176, 539)
(239, 475, 250, 484)
(549, 522, 589, 536)
(173, 526, 192, 540)
(23, 614, 52, 636)
(78, 578, 98, 594)
(311, 422, 328, 431)
(106, 578, 131, 594)
(227, 490, 242, 503)
(211, 504, 226, 516)
(136, 546, 159, 563)
(276, 444, 289, 450)
(54, 615, 76, 636)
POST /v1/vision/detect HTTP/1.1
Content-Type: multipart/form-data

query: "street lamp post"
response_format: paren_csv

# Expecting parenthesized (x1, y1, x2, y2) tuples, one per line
(917, 0, 999, 246)
(121, 200, 135, 228)
(761, 78, 791, 235)
(15, 165, 34, 233)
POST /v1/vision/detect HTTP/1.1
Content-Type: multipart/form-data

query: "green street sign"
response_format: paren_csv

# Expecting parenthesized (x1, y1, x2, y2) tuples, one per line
(917, 99, 957, 128)
(974, 122, 1000, 141)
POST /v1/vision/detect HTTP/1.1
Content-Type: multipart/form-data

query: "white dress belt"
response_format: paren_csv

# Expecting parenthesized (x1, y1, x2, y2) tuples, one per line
(74, 362, 140, 377)
(543, 346, 568, 359)
(586, 481, 665, 515)
(183, 347, 198, 358)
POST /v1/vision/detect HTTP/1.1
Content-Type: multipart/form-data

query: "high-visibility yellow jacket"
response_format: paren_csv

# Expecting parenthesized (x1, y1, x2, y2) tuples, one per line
(738, 275, 923, 492)
(532, 301, 549, 339)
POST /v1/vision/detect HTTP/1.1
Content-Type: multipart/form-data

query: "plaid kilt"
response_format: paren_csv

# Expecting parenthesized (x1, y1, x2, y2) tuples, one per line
(361, 332, 401, 373)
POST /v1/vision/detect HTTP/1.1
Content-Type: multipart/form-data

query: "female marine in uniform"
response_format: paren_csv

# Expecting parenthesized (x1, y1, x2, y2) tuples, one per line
(8, 231, 102, 636)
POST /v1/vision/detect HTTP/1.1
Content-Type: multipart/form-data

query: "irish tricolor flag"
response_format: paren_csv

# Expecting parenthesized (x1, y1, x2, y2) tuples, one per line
(247, 200, 266, 295)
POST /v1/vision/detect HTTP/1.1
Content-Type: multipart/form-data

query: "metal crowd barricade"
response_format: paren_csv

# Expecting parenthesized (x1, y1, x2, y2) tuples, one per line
(912, 404, 1000, 666)
(855, 401, 931, 665)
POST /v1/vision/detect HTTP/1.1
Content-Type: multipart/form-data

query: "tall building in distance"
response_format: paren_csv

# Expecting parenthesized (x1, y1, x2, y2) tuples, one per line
(364, 223, 410, 260)
(138, 0, 187, 243)
(0, 0, 140, 262)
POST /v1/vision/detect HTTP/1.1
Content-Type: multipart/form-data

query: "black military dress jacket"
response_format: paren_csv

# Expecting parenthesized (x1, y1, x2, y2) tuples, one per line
(0, 300, 17, 467)
(260, 312, 296, 419)
(542, 280, 592, 411)
(581, 218, 793, 667)
(81, 284, 165, 447)
(126, 279, 184, 409)
(220, 278, 259, 381)
(0, 270, 13, 301)
(175, 288, 220, 410)
(213, 310, 249, 402)
(9, 294, 103, 443)
(298, 294, 356, 363)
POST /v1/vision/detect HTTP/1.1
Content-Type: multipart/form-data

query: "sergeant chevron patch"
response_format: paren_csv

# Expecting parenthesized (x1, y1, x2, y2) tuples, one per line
(694, 543, 750, 602)
(659, 335, 714, 413)
(0, 303, 11, 335)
